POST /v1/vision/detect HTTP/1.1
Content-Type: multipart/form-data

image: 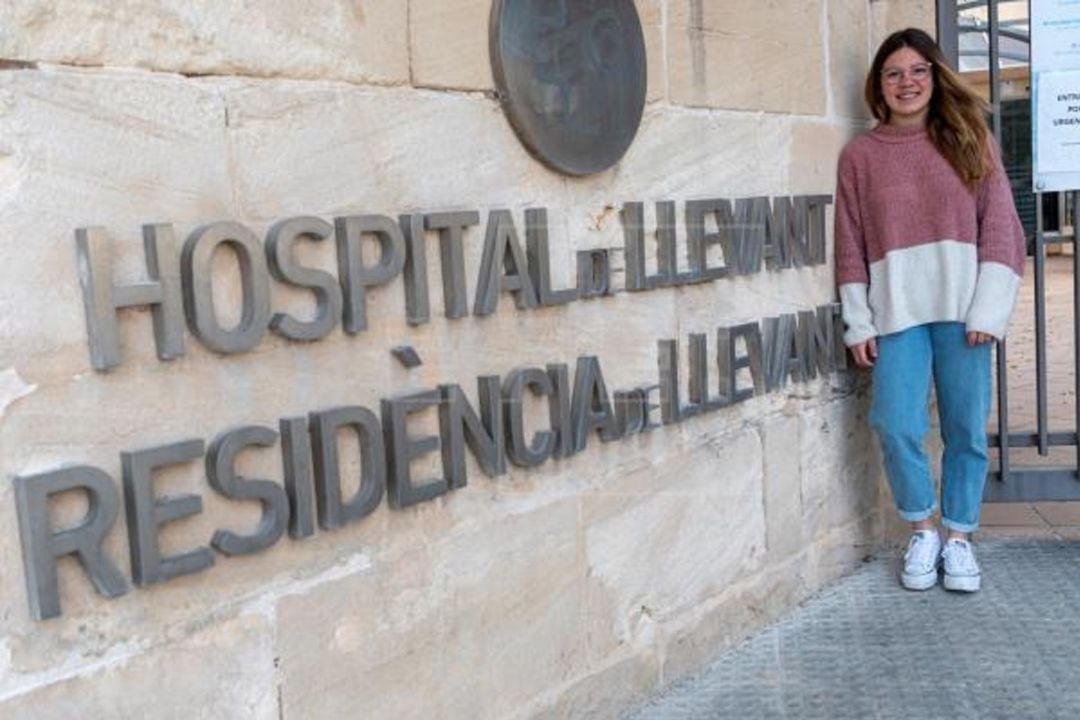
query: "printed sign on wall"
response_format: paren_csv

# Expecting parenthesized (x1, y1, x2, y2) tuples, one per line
(1033, 0, 1080, 191)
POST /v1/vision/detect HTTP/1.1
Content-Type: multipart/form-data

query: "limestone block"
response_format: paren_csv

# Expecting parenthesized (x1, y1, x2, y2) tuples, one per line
(667, 259, 836, 330)
(0, 614, 276, 720)
(659, 548, 813, 683)
(636, 0, 665, 103)
(0, 1, 409, 85)
(410, 0, 493, 91)
(829, 0, 873, 120)
(827, 411, 880, 529)
(887, 0, 936, 35)
(762, 415, 803, 561)
(799, 393, 879, 541)
(409, 0, 662, 99)
(490, 278, 677, 406)
(562, 108, 794, 249)
(551, 111, 805, 342)
(666, 0, 826, 114)
(871, 0, 936, 49)
(276, 498, 585, 720)
(227, 79, 795, 229)
(805, 516, 880, 588)
(0, 67, 232, 372)
(582, 429, 766, 659)
(224, 82, 570, 221)
(789, 120, 861, 198)
(522, 653, 659, 720)
(788, 120, 855, 275)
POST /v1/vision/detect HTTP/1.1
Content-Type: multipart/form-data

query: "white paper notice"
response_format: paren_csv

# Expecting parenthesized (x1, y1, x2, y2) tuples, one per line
(1037, 70, 1080, 173)
(1031, 5, 1080, 69)
(1033, 1, 1080, 190)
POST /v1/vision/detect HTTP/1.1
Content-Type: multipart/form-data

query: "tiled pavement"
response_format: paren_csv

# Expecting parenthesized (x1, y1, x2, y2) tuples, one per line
(980, 500, 1080, 539)
(622, 539, 1080, 720)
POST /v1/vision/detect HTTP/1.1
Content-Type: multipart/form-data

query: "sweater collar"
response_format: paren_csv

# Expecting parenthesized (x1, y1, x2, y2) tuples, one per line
(870, 122, 929, 143)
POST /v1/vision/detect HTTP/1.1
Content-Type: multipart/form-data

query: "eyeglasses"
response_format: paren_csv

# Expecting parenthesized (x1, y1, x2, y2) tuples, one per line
(881, 63, 932, 85)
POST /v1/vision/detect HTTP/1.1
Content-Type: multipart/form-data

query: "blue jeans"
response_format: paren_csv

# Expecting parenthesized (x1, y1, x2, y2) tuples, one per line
(870, 322, 992, 532)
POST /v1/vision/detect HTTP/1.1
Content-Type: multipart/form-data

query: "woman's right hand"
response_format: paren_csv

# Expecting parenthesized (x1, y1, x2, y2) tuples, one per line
(850, 338, 878, 368)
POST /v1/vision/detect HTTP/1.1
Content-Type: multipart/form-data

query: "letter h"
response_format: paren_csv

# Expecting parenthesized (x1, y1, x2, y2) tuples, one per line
(75, 225, 185, 370)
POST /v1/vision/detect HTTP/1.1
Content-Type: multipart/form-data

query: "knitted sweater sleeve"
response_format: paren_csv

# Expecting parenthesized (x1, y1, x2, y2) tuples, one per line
(965, 142, 1026, 339)
(834, 146, 877, 346)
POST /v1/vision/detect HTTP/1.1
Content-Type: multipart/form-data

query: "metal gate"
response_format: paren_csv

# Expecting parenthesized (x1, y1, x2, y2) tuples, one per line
(937, 0, 1080, 501)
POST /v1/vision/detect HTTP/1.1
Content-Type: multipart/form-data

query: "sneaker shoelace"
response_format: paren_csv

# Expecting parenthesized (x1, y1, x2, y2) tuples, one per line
(943, 541, 978, 575)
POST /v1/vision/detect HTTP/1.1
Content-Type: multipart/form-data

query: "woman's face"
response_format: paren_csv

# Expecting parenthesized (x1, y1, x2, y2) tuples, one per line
(880, 47, 933, 125)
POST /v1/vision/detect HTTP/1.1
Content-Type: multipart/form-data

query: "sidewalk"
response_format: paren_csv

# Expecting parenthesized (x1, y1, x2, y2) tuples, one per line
(623, 538, 1080, 720)
(981, 501, 1080, 539)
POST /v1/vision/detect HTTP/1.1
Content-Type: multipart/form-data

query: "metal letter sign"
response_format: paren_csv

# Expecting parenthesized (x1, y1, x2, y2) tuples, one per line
(490, 0, 647, 176)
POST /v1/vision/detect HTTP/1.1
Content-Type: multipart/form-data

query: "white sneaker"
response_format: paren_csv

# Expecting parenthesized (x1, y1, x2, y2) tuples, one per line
(942, 538, 981, 592)
(900, 530, 941, 590)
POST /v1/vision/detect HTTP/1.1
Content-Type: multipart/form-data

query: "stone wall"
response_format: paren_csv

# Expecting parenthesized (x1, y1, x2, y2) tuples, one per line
(0, 1, 932, 718)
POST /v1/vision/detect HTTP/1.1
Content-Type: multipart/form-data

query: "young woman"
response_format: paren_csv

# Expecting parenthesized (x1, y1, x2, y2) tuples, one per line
(834, 28, 1026, 592)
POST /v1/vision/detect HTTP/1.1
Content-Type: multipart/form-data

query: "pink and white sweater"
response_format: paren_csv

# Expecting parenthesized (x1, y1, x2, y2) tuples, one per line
(834, 123, 1026, 346)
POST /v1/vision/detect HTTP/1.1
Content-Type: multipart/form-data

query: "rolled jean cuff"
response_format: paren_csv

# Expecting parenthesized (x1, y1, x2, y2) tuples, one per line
(897, 504, 936, 523)
(942, 517, 979, 533)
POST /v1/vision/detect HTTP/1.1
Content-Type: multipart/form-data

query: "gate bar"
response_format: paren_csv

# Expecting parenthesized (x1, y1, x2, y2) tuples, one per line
(1035, 192, 1049, 455)
(1074, 191, 1080, 477)
(989, 431, 1079, 447)
(987, 0, 1011, 483)
(988, 0, 1002, 139)
(985, 467, 1080, 501)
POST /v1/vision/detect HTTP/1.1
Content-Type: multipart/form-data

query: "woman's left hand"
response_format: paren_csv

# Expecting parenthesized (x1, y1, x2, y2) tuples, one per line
(966, 331, 994, 346)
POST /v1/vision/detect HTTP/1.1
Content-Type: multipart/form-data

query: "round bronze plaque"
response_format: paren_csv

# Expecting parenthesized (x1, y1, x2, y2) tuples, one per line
(490, 0, 647, 176)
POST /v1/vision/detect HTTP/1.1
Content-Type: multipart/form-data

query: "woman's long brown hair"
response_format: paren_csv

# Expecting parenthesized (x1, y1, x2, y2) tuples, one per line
(865, 28, 992, 189)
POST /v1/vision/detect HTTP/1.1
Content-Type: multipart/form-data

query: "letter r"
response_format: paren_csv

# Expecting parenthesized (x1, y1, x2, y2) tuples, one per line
(13, 466, 130, 620)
